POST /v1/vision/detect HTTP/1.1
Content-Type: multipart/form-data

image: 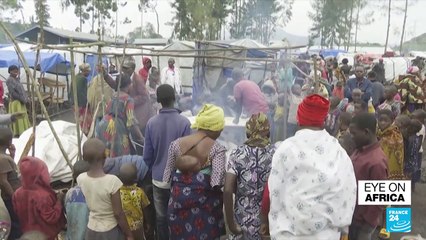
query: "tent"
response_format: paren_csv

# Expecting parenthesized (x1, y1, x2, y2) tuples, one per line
(151, 41, 195, 94)
(0, 49, 70, 73)
(192, 39, 274, 105)
(320, 49, 347, 58)
(372, 57, 413, 82)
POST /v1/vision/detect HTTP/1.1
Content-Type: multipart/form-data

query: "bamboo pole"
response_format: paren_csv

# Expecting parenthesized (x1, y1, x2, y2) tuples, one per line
(97, 27, 106, 116)
(0, 22, 73, 170)
(70, 38, 83, 162)
(110, 40, 127, 158)
(31, 33, 41, 156)
(313, 57, 319, 94)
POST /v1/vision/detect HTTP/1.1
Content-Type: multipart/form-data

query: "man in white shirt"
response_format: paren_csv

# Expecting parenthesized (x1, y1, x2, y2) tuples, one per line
(268, 94, 357, 239)
(161, 58, 182, 95)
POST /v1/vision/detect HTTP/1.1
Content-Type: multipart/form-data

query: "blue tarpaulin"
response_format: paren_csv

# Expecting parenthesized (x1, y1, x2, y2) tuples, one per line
(0, 50, 70, 73)
(85, 54, 108, 82)
(319, 49, 347, 58)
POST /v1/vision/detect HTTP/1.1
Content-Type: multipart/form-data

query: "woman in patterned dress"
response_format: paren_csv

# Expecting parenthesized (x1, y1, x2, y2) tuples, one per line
(95, 74, 144, 157)
(377, 109, 405, 180)
(163, 104, 227, 240)
(223, 113, 276, 240)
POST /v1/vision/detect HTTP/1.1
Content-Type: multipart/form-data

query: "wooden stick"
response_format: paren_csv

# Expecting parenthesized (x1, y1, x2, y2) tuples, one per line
(110, 39, 127, 158)
(31, 33, 41, 157)
(313, 57, 319, 94)
(0, 22, 73, 170)
(19, 133, 35, 161)
(70, 38, 83, 162)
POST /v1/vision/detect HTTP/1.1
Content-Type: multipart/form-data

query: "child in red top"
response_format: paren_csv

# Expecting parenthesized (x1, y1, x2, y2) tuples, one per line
(12, 157, 66, 240)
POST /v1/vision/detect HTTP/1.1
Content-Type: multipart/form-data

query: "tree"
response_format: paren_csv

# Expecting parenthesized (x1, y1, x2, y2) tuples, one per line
(309, 0, 370, 49)
(229, 0, 293, 44)
(34, 0, 50, 27)
(0, 0, 20, 11)
(170, 0, 231, 40)
(309, 0, 352, 48)
(127, 22, 163, 43)
(61, 0, 118, 33)
(384, 0, 391, 53)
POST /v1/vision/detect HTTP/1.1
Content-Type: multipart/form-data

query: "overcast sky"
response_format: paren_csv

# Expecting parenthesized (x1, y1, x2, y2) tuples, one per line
(11, 0, 426, 45)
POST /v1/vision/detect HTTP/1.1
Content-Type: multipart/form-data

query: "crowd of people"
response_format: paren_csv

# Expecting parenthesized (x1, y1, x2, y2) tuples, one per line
(0, 52, 425, 240)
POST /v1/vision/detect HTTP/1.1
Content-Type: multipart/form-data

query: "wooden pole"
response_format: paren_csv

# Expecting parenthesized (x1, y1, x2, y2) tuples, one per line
(70, 38, 82, 162)
(313, 57, 319, 94)
(110, 40, 127, 158)
(0, 22, 73, 170)
(31, 33, 41, 156)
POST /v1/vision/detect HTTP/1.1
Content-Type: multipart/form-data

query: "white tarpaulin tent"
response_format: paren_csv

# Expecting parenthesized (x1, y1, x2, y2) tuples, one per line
(12, 121, 86, 183)
(372, 57, 413, 82)
(151, 41, 195, 93)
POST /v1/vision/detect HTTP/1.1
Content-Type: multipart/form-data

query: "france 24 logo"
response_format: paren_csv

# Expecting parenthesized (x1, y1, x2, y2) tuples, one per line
(386, 208, 411, 233)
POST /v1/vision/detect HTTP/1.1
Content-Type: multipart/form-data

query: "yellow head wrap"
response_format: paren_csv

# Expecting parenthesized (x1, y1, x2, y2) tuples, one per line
(191, 104, 225, 132)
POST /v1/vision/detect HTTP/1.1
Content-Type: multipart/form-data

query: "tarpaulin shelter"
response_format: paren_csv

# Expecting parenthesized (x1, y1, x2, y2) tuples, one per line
(0, 49, 70, 74)
(151, 41, 195, 93)
(320, 49, 347, 58)
(372, 57, 413, 82)
(192, 39, 275, 103)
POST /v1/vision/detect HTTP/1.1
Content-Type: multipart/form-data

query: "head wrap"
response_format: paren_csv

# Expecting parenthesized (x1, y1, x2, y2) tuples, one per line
(191, 104, 225, 132)
(245, 113, 270, 148)
(407, 66, 419, 74)
(297, 94, 330, 127)
(19, 157, 52, 190)
(79, 63, 91, 72)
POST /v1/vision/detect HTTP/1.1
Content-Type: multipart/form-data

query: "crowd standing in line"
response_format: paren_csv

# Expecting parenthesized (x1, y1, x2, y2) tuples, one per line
(0, 54, 425, 240)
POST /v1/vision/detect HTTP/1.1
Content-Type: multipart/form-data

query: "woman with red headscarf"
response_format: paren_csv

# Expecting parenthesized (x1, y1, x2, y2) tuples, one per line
(12, 157, 66, 240)
(138, 57, 152, 84)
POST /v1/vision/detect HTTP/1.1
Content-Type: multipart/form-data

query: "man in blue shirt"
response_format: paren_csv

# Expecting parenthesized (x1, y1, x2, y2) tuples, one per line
(344, 65, 373, 103)
(143, 84, 191, 240)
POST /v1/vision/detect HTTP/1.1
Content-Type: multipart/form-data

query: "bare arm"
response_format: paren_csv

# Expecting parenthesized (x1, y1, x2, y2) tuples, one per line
(103, 73, 117, 90)
(0, 173, 14, 198)
(111, 191, 134, 239)
(223, 173, 241, 235)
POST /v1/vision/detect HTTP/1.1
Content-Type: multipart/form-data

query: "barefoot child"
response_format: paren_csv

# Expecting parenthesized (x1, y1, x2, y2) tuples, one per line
(119, 163, 150, 240)
(377, 109, 405, 180)
(0, 128, 21, 239)
(65, 160, 90, 240)
(77, 139, 134, 240)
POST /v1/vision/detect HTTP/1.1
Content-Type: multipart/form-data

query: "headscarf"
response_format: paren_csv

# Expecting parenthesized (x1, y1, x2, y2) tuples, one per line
(245, 112, 270, 148)
(297, 94, 330, 127)
(19, 157, 52, 192)
(139, 57, 151, 81)
(79, 63, 91, 72)
(191, 104, 225, 132)
(407, 66, 419, 74)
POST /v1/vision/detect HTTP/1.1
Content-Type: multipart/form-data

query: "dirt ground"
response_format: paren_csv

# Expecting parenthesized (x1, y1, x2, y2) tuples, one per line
(52, 109, 426, 240)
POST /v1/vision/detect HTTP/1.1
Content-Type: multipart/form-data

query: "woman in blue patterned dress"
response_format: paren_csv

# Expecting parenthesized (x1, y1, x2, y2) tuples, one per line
(223, 113, 277, 240)
(163, 104, 227, 240)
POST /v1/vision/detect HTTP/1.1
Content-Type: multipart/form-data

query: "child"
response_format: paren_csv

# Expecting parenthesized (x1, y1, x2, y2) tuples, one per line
(12, 157, 65, 240)
(65, 160, 90, 240)
(0, 128, 21, 239)
(378, 85, 400, 118)
(119, 163, 150, 240)
(345, 88, 362, 114)
(401, 119, 423, 191)
(395, 114, 410, 130)
(353, 101, 368, 116)
(336, 112, 352, 140)
(411, 109, 426, 185)
(325, 96, 341, 136)
(332, 81, 344, 100)
(287, 84, 303, 138)
(377, 109, 405, 180)
(77, 138, 134, 240)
